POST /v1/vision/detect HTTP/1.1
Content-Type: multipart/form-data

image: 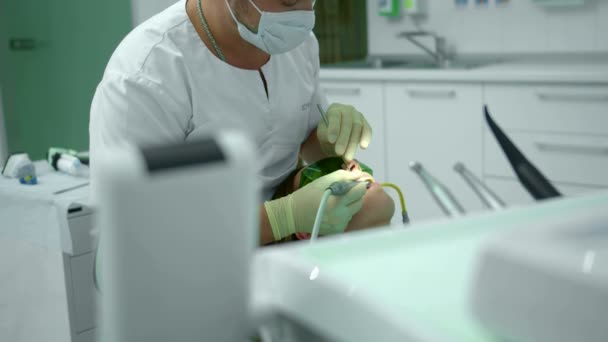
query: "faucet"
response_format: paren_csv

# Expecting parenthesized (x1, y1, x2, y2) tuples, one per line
(396, 31, 450, 68)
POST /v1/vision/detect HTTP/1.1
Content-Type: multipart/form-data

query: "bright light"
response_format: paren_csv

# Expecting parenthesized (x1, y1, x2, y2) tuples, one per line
(582, 250, 595, 274)
(309, 266, 320, 280)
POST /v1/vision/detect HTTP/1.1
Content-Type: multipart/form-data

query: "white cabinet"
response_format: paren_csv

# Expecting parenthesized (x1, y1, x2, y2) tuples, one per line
(484, 84, 608, 135)
(320, 81, 386, 180)
(385, 83, 485, 222)
(320, 75, 608, 223)
(484, 130, 608, 187)
(64, 209, 97, 342)
(483, 83, 608, 207)
(484, 176, 606, 208)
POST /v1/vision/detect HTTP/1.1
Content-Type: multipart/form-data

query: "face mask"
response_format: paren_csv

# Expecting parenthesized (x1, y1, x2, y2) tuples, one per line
(225, 0, 316, 55)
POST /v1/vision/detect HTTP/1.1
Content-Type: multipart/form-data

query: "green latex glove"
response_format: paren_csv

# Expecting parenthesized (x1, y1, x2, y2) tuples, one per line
(265, 170, 367, 240)
(317, 103, 373, 162)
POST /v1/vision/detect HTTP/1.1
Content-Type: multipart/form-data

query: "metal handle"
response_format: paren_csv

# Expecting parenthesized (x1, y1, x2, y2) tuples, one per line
(410, 161, 465, 217)
(407, 89, 456, 99)
(536, 92, 608, 102)
(322, 87, 362, 96)
(9, 38, 37, 51)
(535, 141, 608, 156)
(454, 162, 505, 210)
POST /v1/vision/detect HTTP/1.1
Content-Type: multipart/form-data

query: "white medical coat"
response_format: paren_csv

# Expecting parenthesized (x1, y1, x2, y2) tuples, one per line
(89, 0, 327, 200)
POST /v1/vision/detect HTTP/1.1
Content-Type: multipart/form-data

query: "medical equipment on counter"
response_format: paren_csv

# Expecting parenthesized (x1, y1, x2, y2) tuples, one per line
(96, 131, 258, 342)
(471, 205, 608, 342)
(410, 161, 465, 216)
(48, 148, 89, 178)
(17, 162, 37, 185)
(454, 162, 505, 210)
(2, 153, 38, 184)
(485, 105, 561, 200)
(3, 153, 32, 177)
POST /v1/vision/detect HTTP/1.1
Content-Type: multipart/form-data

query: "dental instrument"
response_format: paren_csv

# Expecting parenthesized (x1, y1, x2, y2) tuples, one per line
(454, 162, 505, 210)
(310, 181, 366, 242)
(410, 161, 465, 217)
(316, 104, 329, 127)
(485, 105, 561, 200)
(381, 182, 410, 224)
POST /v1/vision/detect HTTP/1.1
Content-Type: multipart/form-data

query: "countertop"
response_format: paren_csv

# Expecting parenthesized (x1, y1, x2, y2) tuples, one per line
(320, 60, 608, 84)
(252, 190, 608, 341)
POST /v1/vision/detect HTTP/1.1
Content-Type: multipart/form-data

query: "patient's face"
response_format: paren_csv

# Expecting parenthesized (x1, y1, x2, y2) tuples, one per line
(294, 160, 395, 239)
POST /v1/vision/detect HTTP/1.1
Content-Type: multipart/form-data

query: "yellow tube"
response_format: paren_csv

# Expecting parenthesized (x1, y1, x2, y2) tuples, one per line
(381, 182, 409, 224)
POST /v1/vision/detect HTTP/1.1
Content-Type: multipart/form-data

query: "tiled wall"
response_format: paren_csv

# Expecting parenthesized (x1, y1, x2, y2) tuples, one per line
(367, 0, 608, 56)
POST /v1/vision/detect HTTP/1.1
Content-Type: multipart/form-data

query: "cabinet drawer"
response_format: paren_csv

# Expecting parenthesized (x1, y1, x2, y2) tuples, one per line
(484, 176, 606, 208)
(484, 130, 608, 186)
(485, 84, 608, 135)
(69, 253, 96, 333)
(68, 213, 95, 255)
(385, 83, 484, 222)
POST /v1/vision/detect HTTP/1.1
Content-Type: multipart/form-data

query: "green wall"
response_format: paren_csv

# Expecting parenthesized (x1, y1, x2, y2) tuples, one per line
(2, 1, 133, 159)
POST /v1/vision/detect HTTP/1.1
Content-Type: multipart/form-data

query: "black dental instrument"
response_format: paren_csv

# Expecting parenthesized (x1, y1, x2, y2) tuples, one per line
(484, 105, 561, 200)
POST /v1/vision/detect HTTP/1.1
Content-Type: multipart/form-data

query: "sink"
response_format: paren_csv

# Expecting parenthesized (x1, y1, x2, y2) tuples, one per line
(322, 58, 482, 70)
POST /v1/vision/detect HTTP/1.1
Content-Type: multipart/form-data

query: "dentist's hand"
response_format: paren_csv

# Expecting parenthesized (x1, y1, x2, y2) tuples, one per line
(317, 103, 373, 162)
(264, 170, 367, 241)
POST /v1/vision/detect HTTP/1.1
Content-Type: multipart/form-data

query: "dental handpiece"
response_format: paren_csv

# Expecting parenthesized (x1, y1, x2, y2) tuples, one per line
(328, 181, 364, 196)
(410, 161, 465, 217)
(311, 181, 367, 242)
(454, 162, 505, 210)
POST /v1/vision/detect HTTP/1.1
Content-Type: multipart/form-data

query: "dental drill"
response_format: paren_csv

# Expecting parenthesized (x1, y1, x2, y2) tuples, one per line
(310, 180, 410, 242)
(310, 181, 363, 242)
(410, 161, 465, 217)
(454, 162, 505, 210)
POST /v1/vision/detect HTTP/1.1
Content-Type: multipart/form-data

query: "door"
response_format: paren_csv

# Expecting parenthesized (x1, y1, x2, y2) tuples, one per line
(1, 1, 132, 159)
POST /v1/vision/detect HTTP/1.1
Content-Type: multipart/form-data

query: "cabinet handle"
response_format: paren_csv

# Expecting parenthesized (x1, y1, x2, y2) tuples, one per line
(536, 92, 608, 102)
(9, 38, 38, 51)
(322, 87, 362, 96)
(407, 89, 456, 99)
(535, 141, 608, 156)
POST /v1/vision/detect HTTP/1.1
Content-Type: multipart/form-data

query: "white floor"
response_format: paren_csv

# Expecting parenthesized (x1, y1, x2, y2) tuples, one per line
(0, 238, 71, 342)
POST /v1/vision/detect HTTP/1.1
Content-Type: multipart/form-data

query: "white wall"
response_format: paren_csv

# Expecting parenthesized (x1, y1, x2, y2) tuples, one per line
(368, 0, 608, 56)
(131, 0, 179, 26)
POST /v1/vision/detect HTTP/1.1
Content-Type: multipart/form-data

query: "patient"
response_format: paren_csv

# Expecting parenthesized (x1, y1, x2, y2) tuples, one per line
(269, 157, 395, 243)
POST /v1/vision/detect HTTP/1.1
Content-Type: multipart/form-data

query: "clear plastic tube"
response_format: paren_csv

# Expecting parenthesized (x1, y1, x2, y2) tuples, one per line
(310, 189, 332, 242)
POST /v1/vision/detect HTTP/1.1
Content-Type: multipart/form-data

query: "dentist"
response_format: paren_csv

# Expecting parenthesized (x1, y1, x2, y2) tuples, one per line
(90, 0, 373, 244)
